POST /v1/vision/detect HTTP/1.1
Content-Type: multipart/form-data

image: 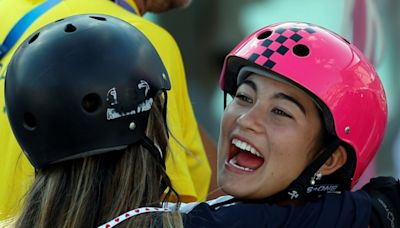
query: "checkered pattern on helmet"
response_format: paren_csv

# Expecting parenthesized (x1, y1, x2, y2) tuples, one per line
(247, 25, 316, 69)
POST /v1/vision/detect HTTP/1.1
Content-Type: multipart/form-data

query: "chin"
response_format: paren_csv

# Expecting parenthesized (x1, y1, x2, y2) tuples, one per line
(219, 177, 274, 199)
(223, 187, 266, 200)
(221, 185, 246, 198)
(219, 177, 254, 198)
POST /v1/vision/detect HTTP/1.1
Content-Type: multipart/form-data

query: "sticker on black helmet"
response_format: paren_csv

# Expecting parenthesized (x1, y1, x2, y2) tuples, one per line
(106, 80, 153, 120)
(138, 80, 150, 97)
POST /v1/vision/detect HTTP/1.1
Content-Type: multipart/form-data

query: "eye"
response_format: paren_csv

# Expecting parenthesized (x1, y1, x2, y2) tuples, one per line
(235, 93, 253, 104)
(272, 108, 292, 118)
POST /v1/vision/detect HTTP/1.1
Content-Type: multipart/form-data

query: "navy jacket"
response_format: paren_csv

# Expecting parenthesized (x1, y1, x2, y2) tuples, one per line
(179, 191, 371, 227)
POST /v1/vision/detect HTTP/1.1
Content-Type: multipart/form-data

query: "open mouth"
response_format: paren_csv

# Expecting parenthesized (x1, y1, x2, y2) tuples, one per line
(226, 138, 264, 172)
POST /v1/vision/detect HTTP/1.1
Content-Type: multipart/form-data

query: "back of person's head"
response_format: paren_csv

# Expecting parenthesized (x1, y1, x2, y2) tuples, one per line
(219, 21, 387, 202)
(5, 14, 181, 227)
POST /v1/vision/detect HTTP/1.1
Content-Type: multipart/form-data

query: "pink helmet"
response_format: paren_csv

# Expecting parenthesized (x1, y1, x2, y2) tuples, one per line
(220, 22, 387, 189)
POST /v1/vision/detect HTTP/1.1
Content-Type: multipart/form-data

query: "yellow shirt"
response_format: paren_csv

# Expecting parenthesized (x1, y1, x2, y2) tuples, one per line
(0, 0, 211, 220)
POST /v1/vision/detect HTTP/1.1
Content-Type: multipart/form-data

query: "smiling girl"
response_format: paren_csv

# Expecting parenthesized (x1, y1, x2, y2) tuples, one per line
(217, 21, 387, 204)
(175, 22, 396, 228)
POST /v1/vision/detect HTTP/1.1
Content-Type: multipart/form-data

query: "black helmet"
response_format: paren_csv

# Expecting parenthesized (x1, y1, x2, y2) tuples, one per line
(5, 14, 171, 168)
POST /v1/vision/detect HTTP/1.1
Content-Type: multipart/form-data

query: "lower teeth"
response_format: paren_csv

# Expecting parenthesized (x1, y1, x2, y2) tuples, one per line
(229, 157, 254, 171)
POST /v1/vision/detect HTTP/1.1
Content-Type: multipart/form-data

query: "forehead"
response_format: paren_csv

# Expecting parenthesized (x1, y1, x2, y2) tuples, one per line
(241, 73, 303, 94)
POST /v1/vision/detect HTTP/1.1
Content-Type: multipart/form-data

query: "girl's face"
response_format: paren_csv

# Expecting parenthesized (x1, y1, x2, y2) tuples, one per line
(217, 73, 322, 199)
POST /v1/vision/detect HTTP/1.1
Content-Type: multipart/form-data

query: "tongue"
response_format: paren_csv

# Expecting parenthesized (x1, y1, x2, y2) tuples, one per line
(235, 151, 264, 169)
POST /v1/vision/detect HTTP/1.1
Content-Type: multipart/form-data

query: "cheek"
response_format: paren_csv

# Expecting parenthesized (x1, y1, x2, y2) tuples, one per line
(301, 118, 324, 157)
(265, 149, 308, 191)
(218, 111, 234, 160)
(279, 120, 321, 156)
(268, 134, 312, 172)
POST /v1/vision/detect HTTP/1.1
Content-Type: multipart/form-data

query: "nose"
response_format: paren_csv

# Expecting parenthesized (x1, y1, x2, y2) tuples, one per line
(236, 106, 264, 133)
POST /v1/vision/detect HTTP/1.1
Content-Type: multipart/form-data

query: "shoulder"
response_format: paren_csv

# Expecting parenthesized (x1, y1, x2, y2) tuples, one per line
(123, 17, 179, 56)
(180, 197, 277, 228)
(302, 191, 371, 227)
(174, 196, 280, 227)
(0, 0, 179, 66)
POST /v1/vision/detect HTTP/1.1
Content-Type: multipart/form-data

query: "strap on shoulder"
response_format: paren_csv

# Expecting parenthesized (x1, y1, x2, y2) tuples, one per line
(0, 0, 61, 60)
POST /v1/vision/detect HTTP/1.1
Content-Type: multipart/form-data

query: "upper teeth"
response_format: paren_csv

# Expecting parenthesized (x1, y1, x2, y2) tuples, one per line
(232, 138, 262, 157)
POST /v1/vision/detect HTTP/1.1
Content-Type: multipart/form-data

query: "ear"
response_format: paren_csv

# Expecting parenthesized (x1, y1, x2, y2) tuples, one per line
(320, 145, 347, 175)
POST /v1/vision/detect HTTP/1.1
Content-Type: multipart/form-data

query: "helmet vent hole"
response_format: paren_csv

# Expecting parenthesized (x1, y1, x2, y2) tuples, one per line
(24, 112, 37, 130)
(257, 30, 272, 40)
(82, 93, 102, 113)
(90, 16, 107, 21)
(293, 44, 310, 57)
(28, 33, 40, 44)
(65, 24, 77, 33)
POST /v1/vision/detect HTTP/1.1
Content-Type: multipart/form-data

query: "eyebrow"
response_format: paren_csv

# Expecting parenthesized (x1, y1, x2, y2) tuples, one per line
(240, 79, 257, 91)
(241, 79, 306, 115)
(273, 93, 306, 115)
